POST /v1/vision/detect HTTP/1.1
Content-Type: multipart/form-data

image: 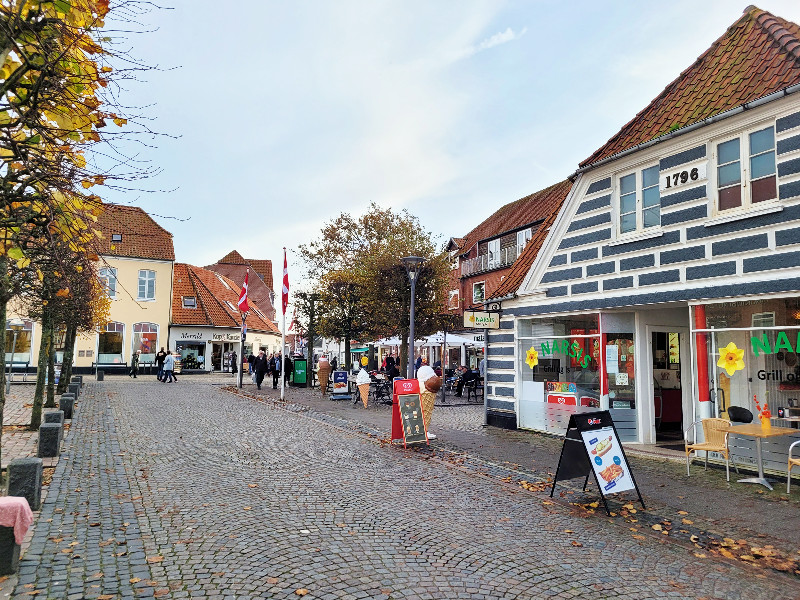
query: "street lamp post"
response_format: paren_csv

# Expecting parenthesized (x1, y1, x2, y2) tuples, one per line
(6, 319, 25, 395)
(401, 256, 426, 380)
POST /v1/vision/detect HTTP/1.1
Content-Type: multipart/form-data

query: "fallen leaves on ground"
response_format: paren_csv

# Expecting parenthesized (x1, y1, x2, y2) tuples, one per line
(146, 556, 164, 563)
(295, 589, 309, 596)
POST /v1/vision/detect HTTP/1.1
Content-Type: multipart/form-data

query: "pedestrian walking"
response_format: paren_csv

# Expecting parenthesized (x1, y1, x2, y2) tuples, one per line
(253, 350, 269, 390)
(162, 351, 177, 383)
(231, 350, 238, 376)
(155, 348, 167, 381)
(284, 353, 293, 387)
(129, 350, 140, 378)
(272, 352, 282, 389)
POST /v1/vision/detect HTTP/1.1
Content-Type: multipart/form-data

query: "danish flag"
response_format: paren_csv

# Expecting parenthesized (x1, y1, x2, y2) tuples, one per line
(282, 249, 289, 314)
(237, 268, 250, 313)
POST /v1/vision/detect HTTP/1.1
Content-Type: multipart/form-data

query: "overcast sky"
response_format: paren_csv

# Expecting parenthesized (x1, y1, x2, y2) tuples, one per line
(101, 0, 800, 298)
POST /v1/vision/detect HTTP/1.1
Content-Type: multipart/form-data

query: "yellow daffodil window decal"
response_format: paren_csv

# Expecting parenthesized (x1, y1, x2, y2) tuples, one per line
(525, 347, 539, 369)
(717, 342, 745, 376)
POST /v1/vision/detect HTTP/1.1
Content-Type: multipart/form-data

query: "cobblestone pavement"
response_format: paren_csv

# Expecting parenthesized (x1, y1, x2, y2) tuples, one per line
(11, 376, 800, 599)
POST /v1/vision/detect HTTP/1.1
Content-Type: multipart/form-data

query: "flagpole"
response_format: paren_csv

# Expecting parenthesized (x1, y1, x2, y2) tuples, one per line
(281, 247, 287, 401)
(238, 313, 245, 389)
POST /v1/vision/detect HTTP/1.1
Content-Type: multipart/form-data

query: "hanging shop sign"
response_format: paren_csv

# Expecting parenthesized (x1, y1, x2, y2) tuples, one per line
(550, 411, 645, 516)
(463, 311, 500, 329)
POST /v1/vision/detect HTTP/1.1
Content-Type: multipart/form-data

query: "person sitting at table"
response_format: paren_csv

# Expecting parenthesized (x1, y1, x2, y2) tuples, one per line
(455, 365, 478, 397)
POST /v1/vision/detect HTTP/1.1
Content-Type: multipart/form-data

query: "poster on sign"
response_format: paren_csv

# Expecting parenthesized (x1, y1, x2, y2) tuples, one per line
(331, 370, 350, 400)
(580, 426, 635, 495)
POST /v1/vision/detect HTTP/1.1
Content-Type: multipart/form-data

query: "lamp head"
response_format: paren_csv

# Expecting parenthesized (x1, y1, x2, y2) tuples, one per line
(400, 256, 425, 282)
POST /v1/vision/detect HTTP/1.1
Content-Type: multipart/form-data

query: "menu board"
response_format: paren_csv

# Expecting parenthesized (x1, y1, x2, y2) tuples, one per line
(580, 426, 635, 495)
(397, 393, 427, 445)
(331, 370, 350, 400)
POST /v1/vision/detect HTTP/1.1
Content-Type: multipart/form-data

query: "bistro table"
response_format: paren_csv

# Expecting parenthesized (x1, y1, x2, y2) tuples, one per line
(726, 423, 798, 490)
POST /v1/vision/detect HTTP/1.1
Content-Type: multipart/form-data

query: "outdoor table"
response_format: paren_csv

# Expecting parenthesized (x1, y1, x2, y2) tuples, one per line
(726, 423, 798, 490)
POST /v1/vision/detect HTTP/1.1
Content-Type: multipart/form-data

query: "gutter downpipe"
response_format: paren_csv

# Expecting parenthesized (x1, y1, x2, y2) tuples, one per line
(570, 83, 800, 178)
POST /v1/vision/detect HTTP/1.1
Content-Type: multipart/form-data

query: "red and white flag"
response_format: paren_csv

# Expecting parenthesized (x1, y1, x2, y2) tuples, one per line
(282, 249, 289, 314)
(238, 268, 250, 313)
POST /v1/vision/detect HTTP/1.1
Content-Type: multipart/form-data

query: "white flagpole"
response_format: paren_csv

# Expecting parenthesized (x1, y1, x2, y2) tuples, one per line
(281, 247, 287, 401)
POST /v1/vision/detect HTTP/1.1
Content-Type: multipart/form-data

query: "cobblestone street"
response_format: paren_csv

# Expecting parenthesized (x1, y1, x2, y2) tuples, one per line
(10, 377, 800, 599)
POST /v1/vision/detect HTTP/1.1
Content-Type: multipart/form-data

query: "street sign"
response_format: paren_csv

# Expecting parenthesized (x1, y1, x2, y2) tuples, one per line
(550, 411, 644, 515)
(463, 311, 500, 329)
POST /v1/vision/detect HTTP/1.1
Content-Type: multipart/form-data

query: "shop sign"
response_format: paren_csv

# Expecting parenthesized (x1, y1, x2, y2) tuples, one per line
(539, 339, 591, 369)
(179, 332, 204, 341)
(212, 332, 240, 342)
(463, 311, 499, 329)
(750, 332, 800, 356)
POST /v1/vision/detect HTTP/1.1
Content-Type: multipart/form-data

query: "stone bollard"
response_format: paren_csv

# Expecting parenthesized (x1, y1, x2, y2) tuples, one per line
(44, 411, 65, 445)
(0, 526, 20, 575)
(37, 423, 61, 458)
(71, 375, 83, 388)
(96, 370, 104, 381)
(68, 382, 80, 398)
(7, 458, 43, 511)
(59, 394, 75, 419)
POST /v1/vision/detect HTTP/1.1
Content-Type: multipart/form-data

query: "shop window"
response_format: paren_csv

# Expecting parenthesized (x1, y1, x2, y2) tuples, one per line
(99, 267, 117, 299)
(132, 322, 158, 362)
(715, 125, 776, 212)
(5, 319, 33, 363)
(605, 333, 635, 409)
(138, 270, 156, 301)
(618, 165, 660, 235)
(98, 322, 124, 363)
(472, 282, 485, 305)
(182, 296, 197, 308)
(54, 326, 67, 364)
(176, 341, 205, 370)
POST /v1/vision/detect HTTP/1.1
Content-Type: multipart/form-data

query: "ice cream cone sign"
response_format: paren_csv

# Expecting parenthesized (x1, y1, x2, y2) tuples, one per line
(356, 368, 371, 408)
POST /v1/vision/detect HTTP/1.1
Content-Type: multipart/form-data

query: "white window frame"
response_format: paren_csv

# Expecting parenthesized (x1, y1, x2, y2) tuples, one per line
(225, 300, 238, 312)
(99, 267, 117, 299)
(137, 269, 156, 301)
(616, 163, 660, 237)
(472, 281, 485, 305)
(712, 122, 778, 216)
(132, 322, 159, 360)
(487, 239, 500, 269)
(516, 228, 532, 255)
(448, 289, 459, 310)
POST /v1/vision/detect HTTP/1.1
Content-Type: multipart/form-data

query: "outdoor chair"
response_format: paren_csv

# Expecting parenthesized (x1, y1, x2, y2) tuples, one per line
(788, 440, 800, 494)
(685, 418, 739, 482)
(465, 377, 484, 402)
(726, 405, 753, 423)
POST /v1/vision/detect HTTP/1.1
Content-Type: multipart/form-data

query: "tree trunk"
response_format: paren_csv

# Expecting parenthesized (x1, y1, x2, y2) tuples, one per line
(45, 317, 56, 408)
(0, 295, 7, 476)
(56, 321, 77, 395)
(31, 304, 51, 430)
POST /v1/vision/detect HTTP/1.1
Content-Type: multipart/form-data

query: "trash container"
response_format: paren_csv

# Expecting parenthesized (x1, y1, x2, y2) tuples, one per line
(96, 370, 104, 381)
(293, 359, 307, 386)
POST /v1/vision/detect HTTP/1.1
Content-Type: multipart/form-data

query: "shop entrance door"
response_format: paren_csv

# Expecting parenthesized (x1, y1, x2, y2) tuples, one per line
(648, 327, 690, 445)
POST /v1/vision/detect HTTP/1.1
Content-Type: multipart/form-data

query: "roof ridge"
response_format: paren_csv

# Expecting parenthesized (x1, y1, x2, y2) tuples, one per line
(103, 203, 175, 240)
(752, 8, 800, 64)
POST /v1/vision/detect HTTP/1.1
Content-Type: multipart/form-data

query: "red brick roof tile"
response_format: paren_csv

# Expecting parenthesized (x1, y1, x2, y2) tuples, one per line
(581, 6, 800, 168)
(458, 180, 572, 256)
(218, 250, 247, 264)
(172, 263, 279, 334)
(94, 204, 174, 261)
(489, 182, 572, 299)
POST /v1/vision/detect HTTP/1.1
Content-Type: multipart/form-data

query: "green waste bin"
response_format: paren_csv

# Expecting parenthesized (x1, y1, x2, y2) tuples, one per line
(293, 358, 307, 385)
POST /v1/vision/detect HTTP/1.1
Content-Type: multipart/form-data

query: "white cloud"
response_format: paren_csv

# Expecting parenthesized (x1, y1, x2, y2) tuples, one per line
(457, 26, 527, 60)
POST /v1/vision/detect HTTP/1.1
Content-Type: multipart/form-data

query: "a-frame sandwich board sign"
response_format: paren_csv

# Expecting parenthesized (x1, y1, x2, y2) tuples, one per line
(550, 410, 645, 516)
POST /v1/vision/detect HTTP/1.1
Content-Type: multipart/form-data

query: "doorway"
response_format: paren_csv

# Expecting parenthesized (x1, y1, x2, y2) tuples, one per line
(650, 329, 687, 445)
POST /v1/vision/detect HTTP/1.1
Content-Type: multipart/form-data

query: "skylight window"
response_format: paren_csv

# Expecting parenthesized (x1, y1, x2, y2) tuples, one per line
(182, 296, 197, 308)
(111, 234, 122, 242)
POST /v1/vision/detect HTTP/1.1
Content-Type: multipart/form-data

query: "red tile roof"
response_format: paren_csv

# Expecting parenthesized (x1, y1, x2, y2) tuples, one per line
(172, 263, 279, 333)
(205, 250, 277, 321)
(489, 182, 572, 299)
(581, 6, 800, 168)
(246, 259, 273, 293)
(218, 250, 247, 264)
(94, 204, 175, 261)
(458, 180, 572, 256)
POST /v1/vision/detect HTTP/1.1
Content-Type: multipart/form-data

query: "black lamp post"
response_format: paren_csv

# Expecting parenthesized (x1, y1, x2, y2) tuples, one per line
(401, 256, 425, 379)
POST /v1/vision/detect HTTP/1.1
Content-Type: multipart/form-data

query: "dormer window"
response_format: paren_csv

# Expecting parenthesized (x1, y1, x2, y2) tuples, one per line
(215, 274, 231, 290)
(182, 296, 196, 308)
(111, 233, 122, 242)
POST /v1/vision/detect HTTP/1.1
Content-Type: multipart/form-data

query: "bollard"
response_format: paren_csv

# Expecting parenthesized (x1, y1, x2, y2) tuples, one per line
(68, 382, 80, 398)
(37, 423, 61, 458)
(71, 375, 83, 388)
(59, 394, 75, 419)
(96, 370, 104, 381)
(0, 527, 20, 575)
(44, 411, 65, 445)
(7, 458, 43, 511)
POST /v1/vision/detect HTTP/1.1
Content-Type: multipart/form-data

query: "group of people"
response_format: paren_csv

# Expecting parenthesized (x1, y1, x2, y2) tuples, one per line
(127, 347, 178, 383)
(247, 350, 291, 390)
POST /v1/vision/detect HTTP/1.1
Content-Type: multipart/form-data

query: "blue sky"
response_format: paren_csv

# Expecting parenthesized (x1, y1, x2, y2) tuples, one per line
(101, 1, 800, 296)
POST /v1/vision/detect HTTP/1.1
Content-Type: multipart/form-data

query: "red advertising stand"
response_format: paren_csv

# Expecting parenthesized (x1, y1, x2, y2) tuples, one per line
(392, 379, 428, 447)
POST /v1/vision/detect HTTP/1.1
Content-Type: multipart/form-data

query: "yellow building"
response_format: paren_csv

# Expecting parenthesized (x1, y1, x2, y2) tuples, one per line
(7, 204, 175, 375)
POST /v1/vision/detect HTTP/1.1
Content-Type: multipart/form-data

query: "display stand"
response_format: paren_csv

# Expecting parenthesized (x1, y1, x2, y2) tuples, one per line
(330, 370, 350, 401)
(391, 379, 428, 447)
(550, 410, 645, 516)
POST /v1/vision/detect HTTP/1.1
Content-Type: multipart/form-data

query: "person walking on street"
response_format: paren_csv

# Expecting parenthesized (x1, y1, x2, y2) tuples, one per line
(162, 351, 177, 383)
(284, 354, 293, 387)
(155, 348, 167, 382)
(272, 352, 282, 389)
(129, 350, 141, 378)
(253, 350, 269, 390)
(231, 351, 238, 377)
